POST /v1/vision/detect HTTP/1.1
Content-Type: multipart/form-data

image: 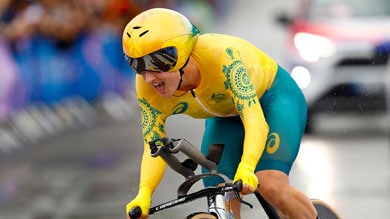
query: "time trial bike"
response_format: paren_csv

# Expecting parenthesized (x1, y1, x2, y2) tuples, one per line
(129, 137, 340, 219)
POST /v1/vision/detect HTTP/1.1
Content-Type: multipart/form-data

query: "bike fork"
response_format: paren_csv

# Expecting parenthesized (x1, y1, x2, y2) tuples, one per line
(208, 194, 234, 219)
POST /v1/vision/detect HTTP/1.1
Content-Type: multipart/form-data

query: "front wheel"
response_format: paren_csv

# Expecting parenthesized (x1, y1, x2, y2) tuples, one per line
(186, 212, 218, 219)
(312, 199, 341, 219)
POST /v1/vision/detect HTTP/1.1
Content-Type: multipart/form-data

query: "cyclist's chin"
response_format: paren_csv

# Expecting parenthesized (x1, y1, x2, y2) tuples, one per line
(155, 89, 174, 98)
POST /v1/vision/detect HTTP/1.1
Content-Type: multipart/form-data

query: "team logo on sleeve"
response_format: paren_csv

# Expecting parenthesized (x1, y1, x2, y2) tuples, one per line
(138, 97, 163, 142)
(222, 48, 257, 115)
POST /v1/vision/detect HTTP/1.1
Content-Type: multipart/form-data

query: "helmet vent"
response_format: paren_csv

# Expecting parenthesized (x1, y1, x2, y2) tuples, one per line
(139, 30, 149, 37)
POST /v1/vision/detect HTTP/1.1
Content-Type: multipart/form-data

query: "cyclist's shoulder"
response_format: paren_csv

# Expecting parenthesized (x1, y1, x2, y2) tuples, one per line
(196, 33, 253, 48)
(195, 33, 275, 66)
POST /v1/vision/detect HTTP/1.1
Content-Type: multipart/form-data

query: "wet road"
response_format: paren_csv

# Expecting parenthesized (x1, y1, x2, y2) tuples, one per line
(0, 112, 389, 219)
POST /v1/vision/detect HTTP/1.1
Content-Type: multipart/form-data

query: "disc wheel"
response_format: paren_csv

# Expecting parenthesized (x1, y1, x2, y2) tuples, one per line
(186, 212, 218, 219)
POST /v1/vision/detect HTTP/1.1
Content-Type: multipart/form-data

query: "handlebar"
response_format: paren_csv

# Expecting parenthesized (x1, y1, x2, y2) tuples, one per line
(149, 138, 217, 178)
(128, 138, 254, 218)
(128, 180, 249, 219)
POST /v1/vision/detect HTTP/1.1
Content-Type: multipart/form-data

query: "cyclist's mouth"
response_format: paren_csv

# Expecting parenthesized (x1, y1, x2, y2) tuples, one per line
(153, 82, 165, 93)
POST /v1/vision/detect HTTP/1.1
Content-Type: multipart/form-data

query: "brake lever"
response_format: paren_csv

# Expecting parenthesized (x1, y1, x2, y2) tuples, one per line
(232, 180, 253, 209)
(234, 190, 254, 209)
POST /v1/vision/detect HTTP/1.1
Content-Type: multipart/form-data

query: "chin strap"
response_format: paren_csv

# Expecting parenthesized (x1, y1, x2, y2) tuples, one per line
(176, 58, 190, 90)
(176, 68, 185, 90)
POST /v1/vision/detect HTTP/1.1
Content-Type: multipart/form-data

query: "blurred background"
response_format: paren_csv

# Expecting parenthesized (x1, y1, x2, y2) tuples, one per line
(0, 0, 389, 218)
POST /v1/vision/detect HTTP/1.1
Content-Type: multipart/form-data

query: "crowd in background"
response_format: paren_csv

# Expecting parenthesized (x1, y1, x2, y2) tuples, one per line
(0, 0, 233, 151)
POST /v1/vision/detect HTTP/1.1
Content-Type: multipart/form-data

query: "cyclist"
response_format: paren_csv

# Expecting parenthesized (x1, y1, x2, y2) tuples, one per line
(123, 8, 318, 219)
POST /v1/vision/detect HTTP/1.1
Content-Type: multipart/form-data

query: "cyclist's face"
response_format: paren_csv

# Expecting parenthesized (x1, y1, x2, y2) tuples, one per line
(140, 70, 181, 98)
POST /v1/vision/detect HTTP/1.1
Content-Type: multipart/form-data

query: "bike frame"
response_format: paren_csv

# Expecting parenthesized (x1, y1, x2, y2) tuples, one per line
(146, 137, 278, 219)
(148, 181, 238, 218)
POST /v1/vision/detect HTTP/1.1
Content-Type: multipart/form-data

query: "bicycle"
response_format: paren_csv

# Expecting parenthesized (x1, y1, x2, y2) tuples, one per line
(128, 137, 340, 219)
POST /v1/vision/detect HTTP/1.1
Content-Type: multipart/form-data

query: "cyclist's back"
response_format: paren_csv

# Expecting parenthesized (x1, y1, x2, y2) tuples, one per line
(136, 33, 278, 119)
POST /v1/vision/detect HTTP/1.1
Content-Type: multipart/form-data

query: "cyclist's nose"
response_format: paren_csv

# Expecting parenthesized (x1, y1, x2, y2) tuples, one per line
(141, 71, 158, 83)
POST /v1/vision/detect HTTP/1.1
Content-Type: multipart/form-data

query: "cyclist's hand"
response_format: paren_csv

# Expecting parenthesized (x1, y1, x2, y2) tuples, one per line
(233, 162, 258, 194)
(126, 187, 152, 219)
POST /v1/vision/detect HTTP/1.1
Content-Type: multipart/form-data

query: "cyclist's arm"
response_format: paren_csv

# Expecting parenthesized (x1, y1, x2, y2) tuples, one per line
(139, 143, 167, 190)
(222, 47, 269, 174)
(128, 90, 168, 215)
(137, 95, 168, 192)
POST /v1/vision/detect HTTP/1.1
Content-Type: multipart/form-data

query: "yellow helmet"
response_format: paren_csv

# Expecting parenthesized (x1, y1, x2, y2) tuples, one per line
(122, 8, 200, 73)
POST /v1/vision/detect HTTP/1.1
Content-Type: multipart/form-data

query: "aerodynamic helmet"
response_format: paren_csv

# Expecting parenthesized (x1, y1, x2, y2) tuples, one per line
(122, 8, 200, 74)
